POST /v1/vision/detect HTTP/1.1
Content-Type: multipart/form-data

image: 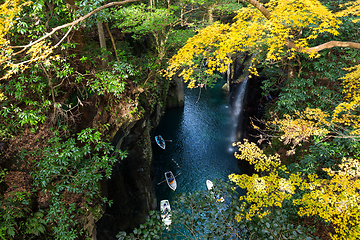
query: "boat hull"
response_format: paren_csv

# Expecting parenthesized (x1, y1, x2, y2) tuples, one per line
(155, 135, 166, 149)
(160, 200, 172, 227)
(206, 180, 224, 202)
(165, 171, 177, 191)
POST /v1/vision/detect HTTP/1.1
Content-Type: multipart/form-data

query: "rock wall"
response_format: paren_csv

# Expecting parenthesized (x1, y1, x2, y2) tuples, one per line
(96, 115, 158, 239)
(166, 75, 185, 108)
(95, 78, 184, 239)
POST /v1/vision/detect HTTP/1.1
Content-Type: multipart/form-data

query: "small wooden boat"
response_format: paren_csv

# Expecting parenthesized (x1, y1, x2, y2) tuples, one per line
(165, 171, 177, 191)
(160, 199, 172, 227)
(206, 180, 224, 202)
(155, 135, 165, 149)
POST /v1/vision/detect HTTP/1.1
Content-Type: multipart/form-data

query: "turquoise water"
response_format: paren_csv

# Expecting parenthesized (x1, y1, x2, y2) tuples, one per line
(153, 79, 243, 204)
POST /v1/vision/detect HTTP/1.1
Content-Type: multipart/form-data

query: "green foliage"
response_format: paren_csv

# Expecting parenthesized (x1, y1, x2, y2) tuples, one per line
(113, 4, 176, 41)
(31, 128, 127, 240)
(166, 29, 196, 53)
(12, 0, 74, 42)
(0, 189, 47, 240)
(239, 206, 315, 240)
(116, 211, 165, 240)
(113, 3, 179, 63)
(118, 179, 244, 239)
(89, 61, 136, 98)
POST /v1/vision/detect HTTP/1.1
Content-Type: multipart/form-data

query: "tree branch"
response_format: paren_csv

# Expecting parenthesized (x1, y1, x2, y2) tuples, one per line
(11, 0, 139, 52)
(307, 41, 360, 52)
(244, 0, 360, 53)
(245, 0, 271, 20)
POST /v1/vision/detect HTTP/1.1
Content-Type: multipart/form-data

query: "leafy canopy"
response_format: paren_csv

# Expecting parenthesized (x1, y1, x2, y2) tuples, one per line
(164, 0, 360, 88)
(229, 139, 360, 240)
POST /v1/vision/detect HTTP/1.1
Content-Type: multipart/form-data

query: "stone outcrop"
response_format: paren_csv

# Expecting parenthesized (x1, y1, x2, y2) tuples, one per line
(166, 74, 185, 108)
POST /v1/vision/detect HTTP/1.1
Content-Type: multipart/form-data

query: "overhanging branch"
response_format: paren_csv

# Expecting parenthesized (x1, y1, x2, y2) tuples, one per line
(244, 0, 360, 53)
(11, 0, 139, 52)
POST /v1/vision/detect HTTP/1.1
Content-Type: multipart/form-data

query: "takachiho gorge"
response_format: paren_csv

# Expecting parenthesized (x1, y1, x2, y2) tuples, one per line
(153, 76, 249, 238)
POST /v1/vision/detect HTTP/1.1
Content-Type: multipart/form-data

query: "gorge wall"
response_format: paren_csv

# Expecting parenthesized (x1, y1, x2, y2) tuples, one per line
(95, 79, 184, 239)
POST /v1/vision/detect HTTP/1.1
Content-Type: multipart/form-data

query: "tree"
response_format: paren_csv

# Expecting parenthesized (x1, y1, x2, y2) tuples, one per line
(113, 3, 180, 65)
(31, 128, 127, 240)
(162, 0, 360, 239)
(0, 1, 141, 239)
(0, 0, 140, 80)
(164, 0, 360, 89)
(229, 139, 360, 240)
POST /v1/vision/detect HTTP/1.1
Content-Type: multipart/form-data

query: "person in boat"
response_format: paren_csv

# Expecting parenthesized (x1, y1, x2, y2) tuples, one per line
(166, 172, 174, 183)
(157, 136, 164, 146)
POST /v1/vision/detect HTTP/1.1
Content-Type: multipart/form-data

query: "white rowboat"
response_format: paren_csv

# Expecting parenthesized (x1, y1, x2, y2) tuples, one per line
(165, 171, 177, 191)
(206, 180, 224, 202)
(160, 199, 172, 227)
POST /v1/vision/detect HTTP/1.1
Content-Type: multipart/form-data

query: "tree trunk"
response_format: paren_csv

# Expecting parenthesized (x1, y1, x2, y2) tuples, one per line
(104, 22, 119, 62)
(97, 20, 107, 69)
(208, 5, 214, 24)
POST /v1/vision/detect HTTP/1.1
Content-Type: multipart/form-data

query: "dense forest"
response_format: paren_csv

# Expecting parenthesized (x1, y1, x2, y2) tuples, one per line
(1, 0, 360, 239)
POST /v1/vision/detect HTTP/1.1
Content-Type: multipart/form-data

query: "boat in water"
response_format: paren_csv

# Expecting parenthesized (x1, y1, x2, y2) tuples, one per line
(165, 171, 177, 191)
(206, 180, 224, 202)
(160, 199, 172, 228)
(155, 135, 166, 149)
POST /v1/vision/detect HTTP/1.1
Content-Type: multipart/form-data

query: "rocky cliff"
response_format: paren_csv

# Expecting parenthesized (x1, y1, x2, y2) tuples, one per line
(95, 78, 184, 239)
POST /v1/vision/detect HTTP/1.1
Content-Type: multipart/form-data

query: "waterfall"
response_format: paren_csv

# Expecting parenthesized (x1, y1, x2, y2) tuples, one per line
(228, 75, 249, 151)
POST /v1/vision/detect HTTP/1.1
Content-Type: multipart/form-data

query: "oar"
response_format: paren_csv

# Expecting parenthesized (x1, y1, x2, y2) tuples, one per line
(172, 159, 181, 168)
(157, 172, 181, 185)
(157, 179, 166, 185)
(152, 139, 172, 143)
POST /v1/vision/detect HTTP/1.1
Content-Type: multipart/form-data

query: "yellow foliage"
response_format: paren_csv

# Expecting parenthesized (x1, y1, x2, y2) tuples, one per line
(0, 0, 31, 98)
(229, 172, 295, 220)
(232, 139, 283, 172)
(0, 0, 31, 46)
(295, 159, 360, 239)
(271, 102, 360, 151)
(229, 139, 297, 220)
(341, 64, 360, 101)
(0, 0, 58, 81)
(271, 111, 330, 153)
(165, 0, 344, 88)
(336, 0, 360, 19)
(230, 140, 360, 239)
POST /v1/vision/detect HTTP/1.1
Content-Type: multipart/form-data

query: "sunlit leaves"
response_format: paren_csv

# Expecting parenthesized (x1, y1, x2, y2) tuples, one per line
(230, 139, 360, 239)
(0, 0, 31, 46)
(88, 61, 135, 99)
(294, 162, 360, 240)
(164, 0, 347, 88)
(232, 139, 283, 172)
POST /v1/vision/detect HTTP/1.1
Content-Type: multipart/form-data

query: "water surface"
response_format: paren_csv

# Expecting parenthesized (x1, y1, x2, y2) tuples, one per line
(153, 80, 243, 202)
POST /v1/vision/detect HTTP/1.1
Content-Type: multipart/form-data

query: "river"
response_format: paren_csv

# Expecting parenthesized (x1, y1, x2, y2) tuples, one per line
(153, 79, 245, 208)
